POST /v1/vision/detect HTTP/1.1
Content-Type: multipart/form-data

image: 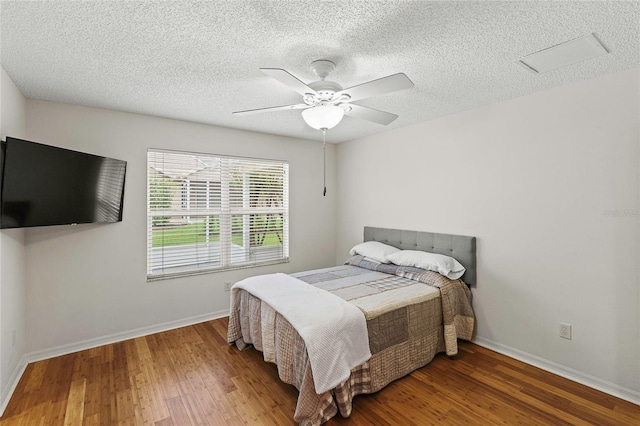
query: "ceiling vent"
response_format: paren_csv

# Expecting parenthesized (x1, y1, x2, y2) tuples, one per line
(518, 33, 608, 74)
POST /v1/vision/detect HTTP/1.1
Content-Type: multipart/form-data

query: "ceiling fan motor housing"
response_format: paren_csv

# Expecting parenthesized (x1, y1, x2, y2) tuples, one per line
(305, 80, 344, 105)
(304, 60, 349, 105)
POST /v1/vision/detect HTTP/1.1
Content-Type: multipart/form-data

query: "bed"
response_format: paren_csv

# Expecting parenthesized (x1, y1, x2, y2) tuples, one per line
(227, 227, 476, 425)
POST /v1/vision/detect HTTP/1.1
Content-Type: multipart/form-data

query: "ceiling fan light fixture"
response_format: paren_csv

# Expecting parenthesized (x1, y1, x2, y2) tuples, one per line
(301, 104, 344, 130)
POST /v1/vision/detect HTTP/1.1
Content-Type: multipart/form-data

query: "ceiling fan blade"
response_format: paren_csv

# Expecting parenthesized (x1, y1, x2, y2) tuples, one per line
(344, 103, 399, 125)
(260, 68, 318, 96)
(233, 103, 310, 116)
(335, 73, 414, 102)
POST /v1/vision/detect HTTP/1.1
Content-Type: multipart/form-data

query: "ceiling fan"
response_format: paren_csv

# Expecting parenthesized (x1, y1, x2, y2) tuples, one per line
(233, 60, 414, 130)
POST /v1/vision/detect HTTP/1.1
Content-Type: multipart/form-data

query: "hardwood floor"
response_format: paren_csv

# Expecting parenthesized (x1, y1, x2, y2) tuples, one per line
(1, 317, 638, 425)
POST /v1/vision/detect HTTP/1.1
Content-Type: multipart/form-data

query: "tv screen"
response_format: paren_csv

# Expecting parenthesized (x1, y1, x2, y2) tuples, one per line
(1, 137, 127, 229)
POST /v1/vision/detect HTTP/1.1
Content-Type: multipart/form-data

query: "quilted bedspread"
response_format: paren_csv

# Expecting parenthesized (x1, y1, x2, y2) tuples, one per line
(227, 256, 475, 425)
(232, 272, 371, 393)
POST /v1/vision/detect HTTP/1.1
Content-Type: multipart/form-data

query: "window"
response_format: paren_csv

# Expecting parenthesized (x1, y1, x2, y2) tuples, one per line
(147, 149, 289, 280)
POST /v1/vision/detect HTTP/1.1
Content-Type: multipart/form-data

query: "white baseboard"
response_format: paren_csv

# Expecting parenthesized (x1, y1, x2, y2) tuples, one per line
(0, 356, 28, 417)
(473, 336, 640, 406)
(25, 309, 229, 363)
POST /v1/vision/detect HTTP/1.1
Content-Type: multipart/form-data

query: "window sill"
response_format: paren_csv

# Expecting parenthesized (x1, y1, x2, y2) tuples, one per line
(146, 257, 290, 282)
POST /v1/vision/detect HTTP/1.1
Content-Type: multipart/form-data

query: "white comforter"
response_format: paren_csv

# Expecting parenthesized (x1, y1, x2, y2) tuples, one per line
(232, 272, 371, 393)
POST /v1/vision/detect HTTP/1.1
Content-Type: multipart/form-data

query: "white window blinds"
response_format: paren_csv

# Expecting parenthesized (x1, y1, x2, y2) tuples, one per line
(147, 149, 289, 280)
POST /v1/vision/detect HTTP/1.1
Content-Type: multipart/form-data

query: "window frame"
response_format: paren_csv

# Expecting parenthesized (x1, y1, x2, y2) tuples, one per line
(146, 148, 289, 281)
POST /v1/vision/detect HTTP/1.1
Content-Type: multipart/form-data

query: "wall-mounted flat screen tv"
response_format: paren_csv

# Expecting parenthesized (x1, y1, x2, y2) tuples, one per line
(0, 137, 127, 229)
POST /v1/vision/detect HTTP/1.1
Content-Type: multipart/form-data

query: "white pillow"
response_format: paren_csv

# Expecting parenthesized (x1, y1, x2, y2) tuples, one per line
(349, 241, 400, 264)
(386, 250, 466, 280)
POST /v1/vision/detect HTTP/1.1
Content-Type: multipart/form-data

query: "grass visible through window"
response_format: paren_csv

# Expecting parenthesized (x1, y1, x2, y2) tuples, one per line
(152, 222, 281, 248)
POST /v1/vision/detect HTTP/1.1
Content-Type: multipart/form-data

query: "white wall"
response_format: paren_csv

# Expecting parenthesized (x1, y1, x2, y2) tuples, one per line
(0, 67, 27, 403)
(24, 100, 336, 354)
(336, 67, 640, 396)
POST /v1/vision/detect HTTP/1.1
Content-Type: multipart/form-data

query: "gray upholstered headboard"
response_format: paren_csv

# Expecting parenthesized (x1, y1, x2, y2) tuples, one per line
(364, 226, 477, 286)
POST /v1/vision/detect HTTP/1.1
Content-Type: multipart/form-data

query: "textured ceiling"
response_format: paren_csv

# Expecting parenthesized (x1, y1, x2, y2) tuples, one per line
(1, 1, 639, 143)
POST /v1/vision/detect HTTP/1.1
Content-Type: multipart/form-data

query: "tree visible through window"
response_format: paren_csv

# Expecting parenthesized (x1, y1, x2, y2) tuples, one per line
(147, 149, 289, 279)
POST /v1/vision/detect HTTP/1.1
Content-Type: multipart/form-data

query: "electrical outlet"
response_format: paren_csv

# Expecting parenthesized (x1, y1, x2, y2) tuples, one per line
(11, 330, 16, 347)
(559, 323, 572, 340)
(224, 281, 231, 291)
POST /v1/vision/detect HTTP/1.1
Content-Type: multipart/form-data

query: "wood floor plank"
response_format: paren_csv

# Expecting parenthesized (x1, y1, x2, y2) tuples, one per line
(22, 361, 47, 394)
(63, 378, 86, 426)
(1, 318, 638, 425)
(99, 356, 116, 425)
(165, 396, 190, 426)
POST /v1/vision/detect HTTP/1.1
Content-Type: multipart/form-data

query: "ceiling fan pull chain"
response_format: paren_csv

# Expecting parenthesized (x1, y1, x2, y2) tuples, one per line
(322, 129, 327, 197)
